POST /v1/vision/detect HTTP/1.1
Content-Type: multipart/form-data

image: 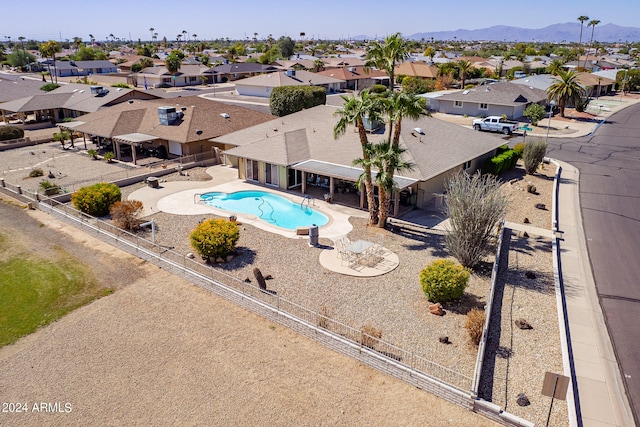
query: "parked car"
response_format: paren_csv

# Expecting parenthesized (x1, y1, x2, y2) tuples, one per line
(472, 116, 519, 135)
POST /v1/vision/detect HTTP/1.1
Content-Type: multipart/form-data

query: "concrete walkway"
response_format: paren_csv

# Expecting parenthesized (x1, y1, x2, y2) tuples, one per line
(556, 161, 635, 426)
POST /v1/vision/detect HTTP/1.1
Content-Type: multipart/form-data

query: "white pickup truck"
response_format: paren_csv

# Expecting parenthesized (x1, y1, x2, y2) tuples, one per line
(472, 116, 519, 135)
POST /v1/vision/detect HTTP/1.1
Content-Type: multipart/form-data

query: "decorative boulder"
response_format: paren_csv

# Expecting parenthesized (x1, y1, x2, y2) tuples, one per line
(439, 336, 450, 344)
(517, 393, 531, 407)
(429, 303, 445, 316)
(515, 318, 533, 330)
(523, 217, 530, 224)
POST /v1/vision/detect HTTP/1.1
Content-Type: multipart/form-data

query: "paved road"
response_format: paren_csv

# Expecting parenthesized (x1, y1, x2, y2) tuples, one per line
(547, 103, 640, 425)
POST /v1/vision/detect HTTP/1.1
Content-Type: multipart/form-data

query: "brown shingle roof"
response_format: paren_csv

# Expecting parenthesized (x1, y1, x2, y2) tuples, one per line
(394, 62, 439, 79)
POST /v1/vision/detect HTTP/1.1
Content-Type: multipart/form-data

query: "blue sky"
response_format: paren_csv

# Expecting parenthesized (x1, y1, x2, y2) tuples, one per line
(4, 0, 638, 41)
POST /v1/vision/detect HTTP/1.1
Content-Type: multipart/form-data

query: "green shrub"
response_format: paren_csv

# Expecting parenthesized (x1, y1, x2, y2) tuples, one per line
(39, 180, 60, 195)
(270, 85, 327, 117)
(103, 151, 114, 162)
(513, 142, 525, 158)
(483, 147, 520, 175)
(523, 138, 548, 174)
(496, 144, 509, 155)
(371, 84, 387, 93)
(419, 259, 470, 302)
(71, 182, 121, 217)
(111, 82, 131, 88)
(29, 168, 44, 178)
(523, 103, 546, 126)
(87, 149, 98, 159)
(190, 218, 240, 260)
(0, 126, 24, 141)
(40, 83, 60, 92)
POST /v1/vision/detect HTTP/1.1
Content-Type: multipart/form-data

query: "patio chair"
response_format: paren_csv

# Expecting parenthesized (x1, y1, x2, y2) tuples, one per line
(339, 250, 358, 268)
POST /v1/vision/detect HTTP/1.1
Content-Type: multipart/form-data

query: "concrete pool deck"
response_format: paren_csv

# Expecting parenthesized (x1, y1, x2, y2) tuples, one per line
(129, 164, 367, 241)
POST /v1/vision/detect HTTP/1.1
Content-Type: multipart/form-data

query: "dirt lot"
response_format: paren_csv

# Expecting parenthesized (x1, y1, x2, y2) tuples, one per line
(0, 197, 497, 426)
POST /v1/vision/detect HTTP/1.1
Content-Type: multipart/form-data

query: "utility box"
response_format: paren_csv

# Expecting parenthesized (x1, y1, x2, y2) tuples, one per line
(147, 176, 159, 188)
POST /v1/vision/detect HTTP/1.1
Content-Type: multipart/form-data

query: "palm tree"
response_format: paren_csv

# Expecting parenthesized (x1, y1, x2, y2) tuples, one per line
(39, 40, 61, 84)
(364, 32, 410, 93)
(577, 16, 589, 46)
(192, 34, 197, 42)
(165, 53, 182, 87)
(182, 30, 188, 43)
(353, 142, 414, 227)
(89, 34, 95, 45)
(457, 60, 473, 89)
(333, 90, 382, 225)
(547, 70, 584, 117)
(149, 27, 154, 42)
(72, 37, 82, 52)
(547, 59, 565, 76)
(584, 19, 601, 69)
(312, 59, 325, 72)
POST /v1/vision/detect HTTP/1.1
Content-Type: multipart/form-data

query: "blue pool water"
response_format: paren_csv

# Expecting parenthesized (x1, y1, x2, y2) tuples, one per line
(200, 191, 328, 230)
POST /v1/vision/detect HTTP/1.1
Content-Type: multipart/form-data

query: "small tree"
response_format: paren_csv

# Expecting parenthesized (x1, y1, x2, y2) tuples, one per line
(523, 138, 548, 175)
(103, 151, 115, 163)
(523, 103, 546, 126)
(71, 182, 121, 217)
(190, 218, 240, 261)
(419, 259, 470, 303)
(110, 200, 144, 231)
(270, 86, 326, 117)
(444, 172, 508, 268)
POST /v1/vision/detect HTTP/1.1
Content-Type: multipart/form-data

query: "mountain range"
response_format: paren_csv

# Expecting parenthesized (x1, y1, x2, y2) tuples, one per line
(403, 23, 640, 43)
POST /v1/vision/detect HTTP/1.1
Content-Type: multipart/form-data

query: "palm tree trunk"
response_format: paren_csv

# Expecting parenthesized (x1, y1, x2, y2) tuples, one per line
(357, 122, 378, 225)
(377, 187, 389, 228)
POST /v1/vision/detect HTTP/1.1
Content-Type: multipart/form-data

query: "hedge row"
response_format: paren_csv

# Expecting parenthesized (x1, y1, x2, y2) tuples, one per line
(483, 144, 524, 175)
(270, 85, 327, 117)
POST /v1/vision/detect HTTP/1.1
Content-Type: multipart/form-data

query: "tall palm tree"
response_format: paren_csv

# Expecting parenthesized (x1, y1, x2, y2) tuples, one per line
(39, 40, 61, 84)
(584, 19, 601, 69)
(577, 16, 589, 45)
(547, 70, 584, 117)
(457, 60, 473, 89)
(547, 59, 565, 76)
(182, 30, 188, 43)
(149, 27, 154, 42)
(89, 34, 95, 45)
(72, 37, 82, 53)
(334, 90, 382, 225)
(353, 142, 414, 227)
(165, 53, 182, 87)
(364, 32, 410, 93)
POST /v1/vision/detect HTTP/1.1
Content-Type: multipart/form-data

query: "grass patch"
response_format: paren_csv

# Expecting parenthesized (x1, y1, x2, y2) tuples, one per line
(0, 247, 109, 348)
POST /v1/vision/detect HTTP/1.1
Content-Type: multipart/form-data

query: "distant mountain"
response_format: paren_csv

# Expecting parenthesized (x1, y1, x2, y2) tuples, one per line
(408, 23, 640, 43)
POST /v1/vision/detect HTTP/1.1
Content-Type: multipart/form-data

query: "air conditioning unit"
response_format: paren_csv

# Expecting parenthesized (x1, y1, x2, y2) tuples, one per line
(158, 106, 177, 125)
(90, 85, 106, 96)
(286, 69, 296, 77)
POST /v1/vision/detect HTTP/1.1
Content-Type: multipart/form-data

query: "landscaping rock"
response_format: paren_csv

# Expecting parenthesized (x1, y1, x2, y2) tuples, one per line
(515, 318, 533, 330)
(265, 274, 273, 280)
(186, 252, 195, 259)
(215, 257, 225, 263)
(429, 303, 445, 316)
(225, 255, 234, 263)
(243, 277, 251, 283)
(517, 393, 530, 407)
(535, 203, 547, 210)
(523, 217, 530, 224)
(438, 336, 450, 344)
(522, 231, 529, 238)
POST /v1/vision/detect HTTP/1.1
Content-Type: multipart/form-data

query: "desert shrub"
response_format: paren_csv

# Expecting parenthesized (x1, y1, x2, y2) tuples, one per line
(87, 149, 98, 159)
(71, 182, 121, 217)
(523, 138, 548, 174)
(371, 84, 387, 93)
(444, 172, 508, 268)
(103, 151, 115, 162)
(270, 85, 326, 117)
(465, 307, 485, 346)
(527, 184, 537, 194)
(29, 168, 44, 178)
(359, 324, 382, 349)
(110, 200, 144, 231)
(190, 218, 240, 260)
(0, 126, 24, 141)
(111, 82, 131, 88)
(39, 180, 60, 195)
(419, 259, 470, 302)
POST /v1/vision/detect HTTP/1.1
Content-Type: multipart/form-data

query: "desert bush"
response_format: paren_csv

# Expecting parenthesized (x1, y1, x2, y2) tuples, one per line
(523, 138, 548, 174)
(465, 307, 485, 346)
(360, 324, 382, 349)
(29, 168, 44, 178)
(444, 172, 508, 268)
(513, 142, 525, 158)
(39, 180, 60, 195)
(103, 151, 115, 162)
(371, 84, 387, 93)
(419, 259, 470, 302)
(523, 103, 546, 126)
(110, 200, 144, 231)
(190, 218, 240, 261)
(39, 83, 60, 92)
(0, 126, 24, 141)
(527, 184, 537, 194)
(87, 149, 98, 159)
(71, 182, 121, 217)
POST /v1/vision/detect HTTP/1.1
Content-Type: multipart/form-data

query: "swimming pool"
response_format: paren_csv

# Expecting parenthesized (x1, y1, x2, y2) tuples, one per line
(200, 191, 328, 230)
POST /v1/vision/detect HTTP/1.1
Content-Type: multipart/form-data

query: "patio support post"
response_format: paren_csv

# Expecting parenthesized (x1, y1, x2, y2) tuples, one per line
(393, 189, 400, 218)
(301, 171, 307, 194)
(132, 144, 137, 165)
(329, 177, 335, 200)
(115, 140, 121, 161)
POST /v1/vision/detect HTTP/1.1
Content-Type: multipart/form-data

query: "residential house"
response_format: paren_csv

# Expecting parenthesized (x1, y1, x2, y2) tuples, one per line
(436, 82, 548, 119)
(0, 83, 160, 123)
(48, 60, 119, 77)
(234, 69, 344, 98)
(575, 72, 615, 98)
(394, 61, 439, 81)
(209, 63, 279, 83)
(211, 105, 506, 217)
(62, 96, 273, 164)
(117, 55, 165, 72)
(322, 57, 366, 69)
(131, 64, 215, 88)
(315, 66, 388, 91)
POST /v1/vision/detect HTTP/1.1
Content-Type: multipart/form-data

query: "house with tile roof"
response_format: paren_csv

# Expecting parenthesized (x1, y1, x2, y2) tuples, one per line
(234, 69, 344, 98)
(131, 64, 216, 88)
(316, 66, 388, 91)
(394, 61, 439, 81)
(211, 105, 506, 216)
(436, 82, 548, 119)
(62, 95, 273, 164)
(209, 63, 279, 83)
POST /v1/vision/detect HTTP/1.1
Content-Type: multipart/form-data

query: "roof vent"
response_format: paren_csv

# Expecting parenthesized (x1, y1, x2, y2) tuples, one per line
(286, 69, 296, 77)
(462, 89, 470, 95)
(195, 129, 203, 135)
(413, 127, 425, 135)
(220, 113, 230, 119)
(347, 67, 356, 72)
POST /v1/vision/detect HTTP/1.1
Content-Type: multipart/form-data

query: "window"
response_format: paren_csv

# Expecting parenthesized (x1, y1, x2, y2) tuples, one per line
(162, 78, 171, 83)
(454, 100, 463, 108)
(479, 103, 488, 110)
(189, 76, 197, 82)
